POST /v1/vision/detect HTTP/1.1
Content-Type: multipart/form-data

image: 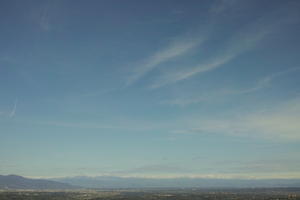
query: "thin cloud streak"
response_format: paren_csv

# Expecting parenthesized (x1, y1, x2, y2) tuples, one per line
(127, 36, 205, 86)
(150, 54, 234, 89)
(9, 99, 17, 118)
(162, 67, 300, 106)
(150, 6, 298, 89)
(26, 117, 168, 132)
(174, 98, 300, 140)
(209, 0, 238, 15)
(40, 6, 51, 31)
(114, 164, 193, 175)
(233, 67, 300, 94)
(150, 28, 271, 89)
(127, 0, 240, 87)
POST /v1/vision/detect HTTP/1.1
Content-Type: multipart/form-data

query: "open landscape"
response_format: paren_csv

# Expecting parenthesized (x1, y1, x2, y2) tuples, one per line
(0, 175, 300, 200)
(1, 188, 300, 200)
(1, 0, 300, 199)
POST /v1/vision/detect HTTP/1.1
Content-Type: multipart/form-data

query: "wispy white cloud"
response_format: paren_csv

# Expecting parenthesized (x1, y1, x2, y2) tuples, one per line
(125, 0, 247, 88)
(150, 25, 272, 89)
(209, 0, 238, 15)
(244, 101, 300, 140)
(150, 5, 299, 89)
(0, 99, 18, 118)
(115, 164, 193, 175)
(222, 158, 300, 174)
(162, 67, 300, 106)
(174, 98, 300, 140)
(127, 36, 205, 86)
(127, 0, 241, 87)
(161, 96, 207, 107)
(9, 99, 17, 118)
(35, 120, 117, 130)
(38, 2, 57, 32)
(230, 67, 300, 94)
(26, 117, 168, 132)
(39, 7, 51, 31)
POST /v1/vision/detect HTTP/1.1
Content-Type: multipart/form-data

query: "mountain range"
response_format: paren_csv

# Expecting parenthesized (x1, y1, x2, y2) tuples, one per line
(1, 174, 300, 189)
(52, 176, 300, 189)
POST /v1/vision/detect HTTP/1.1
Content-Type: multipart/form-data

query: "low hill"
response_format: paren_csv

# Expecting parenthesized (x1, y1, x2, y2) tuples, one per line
(0, 175, 78, 190)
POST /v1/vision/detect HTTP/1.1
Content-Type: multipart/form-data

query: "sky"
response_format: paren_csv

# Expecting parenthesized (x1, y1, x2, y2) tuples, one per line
(0, 0, 300, 179)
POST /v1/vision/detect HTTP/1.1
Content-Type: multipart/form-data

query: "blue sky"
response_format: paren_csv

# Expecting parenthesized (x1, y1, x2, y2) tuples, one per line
(0, 0, 300, 179)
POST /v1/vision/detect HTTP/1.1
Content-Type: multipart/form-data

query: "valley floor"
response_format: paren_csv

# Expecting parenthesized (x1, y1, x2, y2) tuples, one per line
(0, 188, 299, 200)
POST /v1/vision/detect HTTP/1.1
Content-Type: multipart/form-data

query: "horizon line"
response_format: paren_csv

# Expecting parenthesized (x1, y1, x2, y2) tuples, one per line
(4, 174, 300, 180)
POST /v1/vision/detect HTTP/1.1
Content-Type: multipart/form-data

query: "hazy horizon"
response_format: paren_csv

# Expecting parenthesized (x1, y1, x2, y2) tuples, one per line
(1, 0, 300, 179)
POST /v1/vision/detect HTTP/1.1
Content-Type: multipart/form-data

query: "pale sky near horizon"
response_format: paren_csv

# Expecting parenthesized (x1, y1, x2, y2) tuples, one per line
(1, 0, 300, 179)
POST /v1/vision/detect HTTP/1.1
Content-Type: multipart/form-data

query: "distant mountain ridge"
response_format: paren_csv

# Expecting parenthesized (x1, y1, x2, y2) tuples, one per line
(2, 175, 300, 189)
(52, 176, 300, 189)
(0, 175, 78, 190)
